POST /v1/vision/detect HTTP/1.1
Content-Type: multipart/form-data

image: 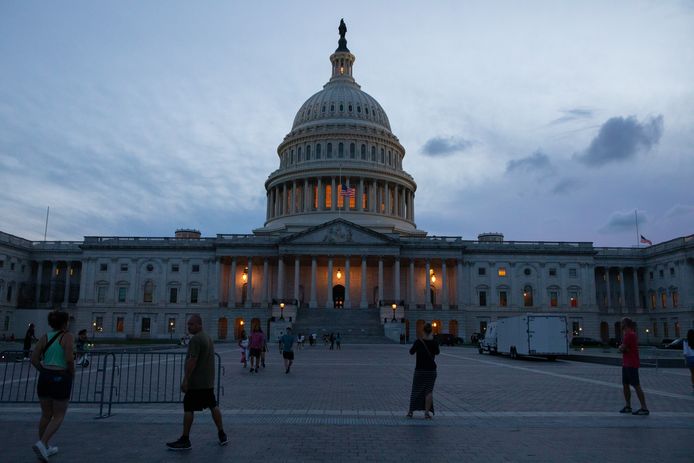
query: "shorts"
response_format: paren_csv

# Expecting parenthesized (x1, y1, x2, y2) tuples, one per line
(686, 356, 694, 368)
(282, 351, 294, 360)
(183, 389, 218, 412)
(249, 348, 261, 358)
(37, 370, 73, 401)
(622, 367, 640, 386)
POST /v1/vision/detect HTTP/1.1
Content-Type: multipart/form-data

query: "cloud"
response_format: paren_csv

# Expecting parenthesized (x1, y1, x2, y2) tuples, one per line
(549, 107, 594, 125)
(574, 115, 664, 167)
(664, 204, 694, 219)
(421, 136, 473, 157)
(506, 150, 553, 174)
(551, 177, 581, 195)
(599, 209, 649, 233)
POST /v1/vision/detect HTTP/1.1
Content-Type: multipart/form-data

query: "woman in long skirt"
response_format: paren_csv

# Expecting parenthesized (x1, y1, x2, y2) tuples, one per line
(407, 323, 440, 419)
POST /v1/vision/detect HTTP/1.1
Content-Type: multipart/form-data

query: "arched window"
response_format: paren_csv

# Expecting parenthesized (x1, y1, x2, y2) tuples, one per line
(349, 143, 355, 158)
(361, 144, 366, 159)
(327, 143, 333, 158)
(316, 144, 322, 159)
(371, 146, 376, 161)
(290, 150, 294, 164)
(523, 285, 533, 307)
(357, 105, 361, 113)
(306, 145, 311, 160)
(338, 142, 344, 158)
(339, 103, 344, 112)
(348, 104, 352, 112)
(322, 105, 326, 113)
(144, 281, 154, 303)
(330, 104, 335, 112)
(365, 107, 369, 115)
(380, 148, 385, 163)
(297, 147, 302, 163)
(388, 150, 392, 165)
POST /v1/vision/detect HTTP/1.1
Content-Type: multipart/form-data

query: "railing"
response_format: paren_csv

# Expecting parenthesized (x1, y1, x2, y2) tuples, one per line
(0, 350, 224, 418)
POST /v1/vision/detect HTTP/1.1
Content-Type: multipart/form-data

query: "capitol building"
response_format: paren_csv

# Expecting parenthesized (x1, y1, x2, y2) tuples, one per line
(1, 22, 692, 344)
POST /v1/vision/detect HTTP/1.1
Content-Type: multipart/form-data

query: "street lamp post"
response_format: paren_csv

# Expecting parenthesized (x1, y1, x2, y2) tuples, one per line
(169, 321, 174, 340)
(391, 303, 397, 321)
(280, 302, 285, 320)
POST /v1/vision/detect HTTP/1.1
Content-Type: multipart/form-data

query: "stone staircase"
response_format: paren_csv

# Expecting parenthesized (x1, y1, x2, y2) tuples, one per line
(292, 307, 394, 344)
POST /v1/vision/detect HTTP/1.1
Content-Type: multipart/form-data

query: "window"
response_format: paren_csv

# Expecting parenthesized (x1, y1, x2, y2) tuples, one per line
(357, 105, 361, 113)
(380, 148, 385, 163)
(549, 268, 557, 277)
(659, 269, 664, 278)
(325, 184, 332, 208)
(569, 291, 578, 307)
(480, 320, 487, 334)
(10, 263, 15, 271)
(21, 264, 25, 273)
(297, 147, 302, 162)
(550, 291, 558, 307)
(141, 317, 151, 333)
(499, 291, 507, 307)
(339, 104, 343, 111)
(524, 268, 531, 276)
(4, 315, 10, 330)
(338, 142, 344, 158)
(497, 267, 506, 277)
(168, 318, 176, 333)
(348, 104, 352, 112)
(479, 291, 487, 307)
(567, 268, 576, 278)
(670, 267, 675, 276)
(190, 287, 199, 304)
(192, 264, 200, 273)
(95, 316, 104, 332)
(672, 291, 679, 308)
(572, 321, 581, 336)
(523, 286, 533, 307)
(100, 263, 108, 272)
(169, 287, 178, 304)
(6, 285, 12, 302)
(0, 261, 3, 268)
(371, 146, 376, 161)
(661, 292, 667, 308)
(650, 293, 656, 309)
(306, 145, 311, 160)
(118, 287, 126, 303)
(116, 317, 125, 333)
(143, 281, 153, 303)
(649, 271, 653, 280)
(388, 151, 392, 165)
(361, 144, 366, 159)
(350, 143, 355, 158)
(171, 264, 179, 272)
(316, 144, 322, 159)
(478, 267, 486, 276)
(663, 321, 669, 338)
(327, 143, 332, 158)
(97, 286, 106, 303)
(146, 263, 154, 272)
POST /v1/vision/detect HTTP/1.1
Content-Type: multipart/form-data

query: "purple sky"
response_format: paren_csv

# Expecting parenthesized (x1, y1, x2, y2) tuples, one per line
(1, 1, 692, 246)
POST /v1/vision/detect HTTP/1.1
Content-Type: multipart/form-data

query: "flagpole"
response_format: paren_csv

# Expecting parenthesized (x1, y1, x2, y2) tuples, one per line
(634, 209, 639, 248)
(338, 163, 342, 218)
(43, 206, 50, 241)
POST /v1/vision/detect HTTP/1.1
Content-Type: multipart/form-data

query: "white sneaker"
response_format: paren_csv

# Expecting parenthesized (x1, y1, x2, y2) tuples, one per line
(32, 440, 49, 462)
(47, 445, 59, 456)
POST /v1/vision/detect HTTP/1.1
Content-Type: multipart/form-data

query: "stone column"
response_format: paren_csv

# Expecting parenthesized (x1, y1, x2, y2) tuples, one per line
(360, 256, 367, 308)
(358, 178, 364, 212)
(456, 259, 463, 308)
(370, 180, 377, 212)
(294, 257, 301, 305)
(229, 258, 237, 307)
(129, 259, 138, 304)
(49, 261, 57, 304)
(62, 262, 71, 307)
(160, 258, 169, 305)
(442, 259, 448, 309)
(394, 258, 401, 302)
(632, 267, 640, 311)
(605, 267, 612, 312)
(245, 258, 253, 308)
(35, 261, 43, 304)
(213, 258, 221, 305)
(425, 259, 431, 310)
(344, 257, 351, 308)
(331, 177, 337, 211)
(378, 258, 384, 305)
(310, 257, 318, 308)
(262, 258, 269, 306)
(409, 259, 415, 307)
(327, 257, 333, 307)
(619, 268, 626, 312)
(78, 260, 87, 304)
(385, 183, 390, 215)
(304, 179, 310, 213)
(291, 180, 297, 214)
(317, 178, 323, 211)
(393, 185, 399, 217)
(411, 192, 415, 220)
(277, 257, 285, 299)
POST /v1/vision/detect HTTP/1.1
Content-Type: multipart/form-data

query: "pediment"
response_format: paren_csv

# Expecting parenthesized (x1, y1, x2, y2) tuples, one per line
(281, 219, 398, 246)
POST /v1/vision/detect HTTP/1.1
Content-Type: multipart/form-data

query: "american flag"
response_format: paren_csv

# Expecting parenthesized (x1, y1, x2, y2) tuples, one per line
(340, 186, 356, 197)
(640, 235, 653, 246)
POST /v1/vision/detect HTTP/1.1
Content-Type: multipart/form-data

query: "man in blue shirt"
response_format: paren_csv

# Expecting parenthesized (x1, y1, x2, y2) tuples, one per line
(280, 328, 296, 374)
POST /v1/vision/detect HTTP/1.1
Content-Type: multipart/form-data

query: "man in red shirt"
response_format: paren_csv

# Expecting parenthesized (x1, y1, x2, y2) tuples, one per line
(618, 317, 649, 415)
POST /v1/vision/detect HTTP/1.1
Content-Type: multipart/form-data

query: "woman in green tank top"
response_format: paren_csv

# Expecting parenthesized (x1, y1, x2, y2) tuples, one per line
(30, 310, 74, 462)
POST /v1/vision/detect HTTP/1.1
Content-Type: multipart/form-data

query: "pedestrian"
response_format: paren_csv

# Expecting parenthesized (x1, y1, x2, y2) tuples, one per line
(75, 329, 89, 367)
(336, 332, 341, 350)
(683, 329, 694, 391)
(166, 314, 227, 450)
(260, 328, 268, 369)
(406, 322, 440, 419)
(23, 323, 37, 360)
(248, 326, 265, 373)
(280, 327, 296, 374)
(238, 330, 248, 368)
(329, 332, 335, 350)
(30, 310, 74, 461)
(618, 317, 649, 415)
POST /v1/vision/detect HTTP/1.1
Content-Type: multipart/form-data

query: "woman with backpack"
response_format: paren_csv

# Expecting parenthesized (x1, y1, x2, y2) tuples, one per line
(30, 310, 75, 461)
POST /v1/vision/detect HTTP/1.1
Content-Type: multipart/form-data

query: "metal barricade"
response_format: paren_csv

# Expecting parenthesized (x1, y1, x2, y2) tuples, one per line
(0, 350, 224, 418)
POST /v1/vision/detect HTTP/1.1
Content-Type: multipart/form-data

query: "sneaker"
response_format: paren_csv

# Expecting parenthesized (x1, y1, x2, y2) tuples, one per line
(632, 408, 650, 416)
(166, 436, 192, 451)
(32, 441, 49, 462)
(619, 406, 632, 414)
(47, 445, 59, 457)
(218, 431, 228, 447)
(285, 367, 289, 374)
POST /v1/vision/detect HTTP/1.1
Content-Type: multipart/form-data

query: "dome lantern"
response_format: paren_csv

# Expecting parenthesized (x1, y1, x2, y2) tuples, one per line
(329, 19, 356, 85)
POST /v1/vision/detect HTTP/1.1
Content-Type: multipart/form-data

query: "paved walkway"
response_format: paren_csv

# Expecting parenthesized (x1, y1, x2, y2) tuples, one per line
(2, 344, 693, 462)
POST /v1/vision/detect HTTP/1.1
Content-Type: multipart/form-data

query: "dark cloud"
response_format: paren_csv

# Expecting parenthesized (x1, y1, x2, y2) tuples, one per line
(599, 210, 649, 233)
(506, 150, 553, 174)
(574, 115, 664, 167)
(549, 108, 594, 125)
(664, 204, 694, 219)
(421, 136, 473, 157)
(551, 177, 581, 195)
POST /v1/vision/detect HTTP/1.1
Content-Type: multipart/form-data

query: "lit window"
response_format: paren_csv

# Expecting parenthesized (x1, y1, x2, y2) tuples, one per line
(550, 291, 558, 307)
(661, 292, 667, 308)
(116, 317, 125, 333)
(672, 291, 679, 308)
(650, 293, 656, 309)
(325, 185, 332, 208)
(337, 184, 344, 208)
(569, 291, 578, 307)
(497, 267, 506, 277)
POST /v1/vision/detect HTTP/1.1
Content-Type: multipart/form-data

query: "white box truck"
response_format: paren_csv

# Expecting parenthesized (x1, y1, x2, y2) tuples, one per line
(478, 314, 569, 360)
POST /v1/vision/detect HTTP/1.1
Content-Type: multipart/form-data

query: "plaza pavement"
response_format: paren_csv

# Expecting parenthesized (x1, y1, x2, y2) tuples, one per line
(1, 343, 693, 462)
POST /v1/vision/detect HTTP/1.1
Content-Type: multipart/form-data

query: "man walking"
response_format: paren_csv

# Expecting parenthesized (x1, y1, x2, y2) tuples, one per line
(618, 317, 649, 416)
(280, 327, 296, 374)
(23, 323, 37, 360)
(167, 314, 228, 450)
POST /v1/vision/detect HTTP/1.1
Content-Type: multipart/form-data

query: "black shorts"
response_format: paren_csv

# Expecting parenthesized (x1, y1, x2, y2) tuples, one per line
(282, 351, 294, 360)
(37, 370, 73, 401)
(183, 389, 217, 412)
(249, 348, 261, 358)
(622, 367, 640, 386)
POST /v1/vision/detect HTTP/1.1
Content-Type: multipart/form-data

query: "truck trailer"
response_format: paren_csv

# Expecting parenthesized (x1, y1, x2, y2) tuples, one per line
(478, 314, 569, 360)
